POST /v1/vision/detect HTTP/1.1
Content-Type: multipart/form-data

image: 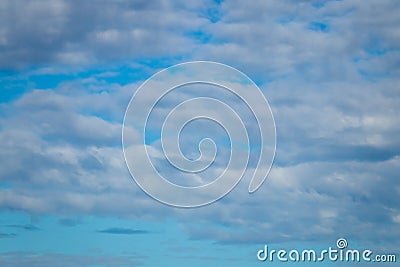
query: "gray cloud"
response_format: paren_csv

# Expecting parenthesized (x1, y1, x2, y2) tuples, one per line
(0, 232, 16, 238)
(270, 78, 400, 166)
(0, 78, 175, 219)
(0, 0, 216, 70)
(0, 251, 143, 267)
(194, 0, 400, 81)
(97, 227, 149, 235)
(6, 224, 40, 231)
(0, 0, 399, 252)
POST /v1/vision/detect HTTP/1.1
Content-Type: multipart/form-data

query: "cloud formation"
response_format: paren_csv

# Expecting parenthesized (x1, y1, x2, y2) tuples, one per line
(97, 227, 149, 235)
(0, 0, 399, 254)
(6, 224, 40, 231)
(0, 0, 215, 69)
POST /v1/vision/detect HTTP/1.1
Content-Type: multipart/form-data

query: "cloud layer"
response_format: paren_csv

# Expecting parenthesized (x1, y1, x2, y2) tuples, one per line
(0, 0, 399, 254)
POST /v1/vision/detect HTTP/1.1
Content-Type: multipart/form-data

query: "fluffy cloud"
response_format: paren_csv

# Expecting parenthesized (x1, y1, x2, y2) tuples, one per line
(0, 0, 216, 69)
(0, 0, 399, 251)
(194, 0, 400, 81)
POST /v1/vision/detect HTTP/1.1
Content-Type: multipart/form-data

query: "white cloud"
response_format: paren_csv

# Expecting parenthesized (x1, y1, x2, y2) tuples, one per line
(0, 0, 399, 249)
(0, 0, 213, 69)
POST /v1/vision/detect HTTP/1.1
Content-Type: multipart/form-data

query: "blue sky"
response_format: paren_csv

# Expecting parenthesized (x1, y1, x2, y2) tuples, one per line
(0, 0, 400, 266)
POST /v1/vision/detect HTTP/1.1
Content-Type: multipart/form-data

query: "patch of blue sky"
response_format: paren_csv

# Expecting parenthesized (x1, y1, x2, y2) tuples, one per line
(1, 58, 183, 108)
(145, 129, 160, 145)
(362, 37, 395, 58)
(0, 211, 167, 255)
(96, 59, 178, 85)
(28, 64, 151, 89)
(0, 182, 12, 189)
(311, 1, 327, 9)
(308, 22, 328, 32)
(0, 210, 285, 266)
(0, 71, 31, 103)
(28, 73, 76, 89)
(364, 48, 389, 57)
(276, 16, 296, 25)
(133, 57, 190, 73)
(203, 0, 223, 23)
(356, 67, 390, 82)
(185, 30, 212, 44)
(352, 48, 389, 66)
(206, 11, 221, 24)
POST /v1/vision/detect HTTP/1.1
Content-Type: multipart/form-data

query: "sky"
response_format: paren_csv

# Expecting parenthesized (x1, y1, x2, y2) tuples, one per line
(0, 0, 399, 266)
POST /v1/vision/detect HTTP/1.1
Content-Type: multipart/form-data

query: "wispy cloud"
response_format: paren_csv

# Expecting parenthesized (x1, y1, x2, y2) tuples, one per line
(6, 224, 40, 231)
(0, 251, 143, 267)
(0, 232, 16, 238)
(97, 227, 149, 235)
(58, 218, 82, 227)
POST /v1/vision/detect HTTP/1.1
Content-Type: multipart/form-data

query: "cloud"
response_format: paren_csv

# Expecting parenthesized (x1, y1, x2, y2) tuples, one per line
(0, 0, 399, 252)
(0, 232, 16, 238)
(97, 227, 149, 235)
(1, 63, 399, 248)
(0, 0, 216, 70)
(0, 251, 143, 267)
(58, 217, 82, 227)
(193, 0, 400, 81)
(178, 156, 400, 246)
(6, 224, 40, 231)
